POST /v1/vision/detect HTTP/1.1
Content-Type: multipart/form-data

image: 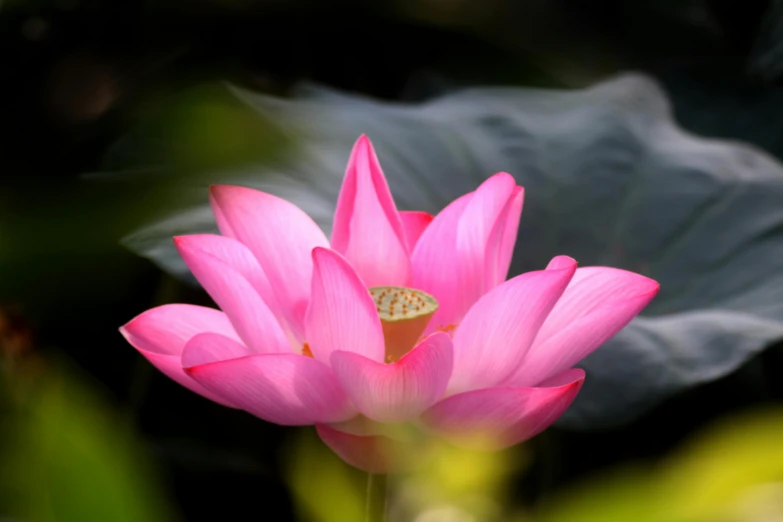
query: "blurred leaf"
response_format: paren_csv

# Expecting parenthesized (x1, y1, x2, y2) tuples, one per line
(107, 73, 783, 429)
(397, 441, 526, 522)
(535, 465, 659, 522)
(536, 409, 783, 522)
(421, 441, 521, 498)
(116, 84, 289, 175)
(1, 363, 174, 522)
(285, 428, 365, 522)
(659, 410, 783, 520)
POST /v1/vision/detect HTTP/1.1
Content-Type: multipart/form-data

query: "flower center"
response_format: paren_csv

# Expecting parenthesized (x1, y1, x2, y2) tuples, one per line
(369, 286, 439, 363)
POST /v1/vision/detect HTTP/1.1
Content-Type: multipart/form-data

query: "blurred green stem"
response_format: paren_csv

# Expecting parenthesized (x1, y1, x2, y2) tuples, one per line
(364, 473, 388, 522)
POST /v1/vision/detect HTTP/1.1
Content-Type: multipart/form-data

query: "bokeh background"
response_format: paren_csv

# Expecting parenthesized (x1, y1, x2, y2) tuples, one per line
(2, 1, 783, 521)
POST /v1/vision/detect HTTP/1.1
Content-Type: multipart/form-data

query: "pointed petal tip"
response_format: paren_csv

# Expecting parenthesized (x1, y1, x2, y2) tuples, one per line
(172, 234, 200, 256)
(208, 184, 271, 207)
(208, 183, 241, 195)
(310, 245, 331, 261)
(479, 172, 517, 193)
(310, 246, 350, 270)
(118, 308, 160, 346)
(171, 234, 198, 249)
(172, 233, 220, 251)
(491, 171, 515, 182)
(546, 255, 578, 271)
(631, 277, 661, 305)
(586, 267, 661, 297)
(510, 185, 525, 203)
(118, 324, 130, 340)
(310, 246, 361, 277)
(551, 367, 586, 388)
(644, 280, 661, 299)
(207, 183, 230, 201)
(350, 134, 374, 156)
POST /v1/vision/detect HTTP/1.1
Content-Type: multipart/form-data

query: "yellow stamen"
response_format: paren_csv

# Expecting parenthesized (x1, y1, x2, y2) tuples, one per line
(370, 286, 438, 363)
(301, 342, 314, 358)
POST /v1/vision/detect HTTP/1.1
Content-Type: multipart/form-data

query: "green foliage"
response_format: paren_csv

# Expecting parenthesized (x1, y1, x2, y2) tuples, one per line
(126, 85, 290, 175)
(1, 363, 174, 522)
(285, 429, 365, 522)
(284, 410, 783, 522)
(536, 409, 783, 522)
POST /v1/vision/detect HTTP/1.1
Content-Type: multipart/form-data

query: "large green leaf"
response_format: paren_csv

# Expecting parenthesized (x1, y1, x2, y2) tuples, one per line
(108, 73, 783, 429)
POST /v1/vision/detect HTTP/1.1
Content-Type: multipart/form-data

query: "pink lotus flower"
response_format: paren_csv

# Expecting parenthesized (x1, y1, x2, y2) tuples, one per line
(121, 135, 659, 472)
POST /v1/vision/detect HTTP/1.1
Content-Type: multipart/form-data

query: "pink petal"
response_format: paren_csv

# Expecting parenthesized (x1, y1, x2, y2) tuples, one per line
(181, 332, 254, 367)
(455, 173, 517, 299)
(186, 353, 356, 425)
(410, 192, 471, 330)
(315, 424, 410, 473)
(330, 332, 453, 423)
(139, 351, 234, 406)
(304, 247, 385, 363)
(423, 369, 585, 450)
(173, 234, 286, 326)
(508, 267, 660, 386)
(175, 237, 291, 354)
(489, 186, 524, 287)
(447, 257, 577, 395)
(412, 173, 517, 330)
(330, 135, 410, 287)
(119, 304, 242, 406)
(399, 211, 433, 252)
(209, 184, 329, 336)
(539, 368, 586, 387)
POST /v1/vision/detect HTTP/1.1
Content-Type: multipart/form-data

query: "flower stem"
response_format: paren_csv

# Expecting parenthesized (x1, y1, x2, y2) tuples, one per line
(364, 473, 388, 522)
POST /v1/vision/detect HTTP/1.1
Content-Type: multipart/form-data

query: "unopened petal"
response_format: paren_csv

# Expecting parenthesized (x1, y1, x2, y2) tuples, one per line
(508, 267, 659, 386)
(305, 247, 385, 363)
(186, 354, 355, 425)
(446, 257, 577, 395)
(330, 332, 453, 423)
(175, 236, 290, 354)
(331, 135, 410, 287)
(423, 369, 585, 450)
